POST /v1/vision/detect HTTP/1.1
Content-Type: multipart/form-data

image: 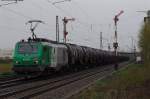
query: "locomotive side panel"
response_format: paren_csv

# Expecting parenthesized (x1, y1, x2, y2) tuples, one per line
(48, 43, 68, 71)
(56, 47, 68, 70)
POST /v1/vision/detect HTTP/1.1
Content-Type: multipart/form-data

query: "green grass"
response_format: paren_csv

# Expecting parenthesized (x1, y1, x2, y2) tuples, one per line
(0, 63, 12, 73)
(70, 64, 150, 99)
(0, 63, 17, 77)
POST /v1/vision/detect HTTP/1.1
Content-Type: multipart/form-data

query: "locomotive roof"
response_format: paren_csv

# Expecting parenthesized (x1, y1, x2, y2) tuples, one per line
(18, 38, 129, 53)
(31, 38, 78, 46)
(19, 38, 61, 44)
(20, 38, 105, 50)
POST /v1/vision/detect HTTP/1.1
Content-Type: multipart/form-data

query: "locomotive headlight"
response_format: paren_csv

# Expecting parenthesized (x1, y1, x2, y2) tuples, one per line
(15, 61, 19, 64)
(33, 57, 39, 64)
(34, 60, 38, 64)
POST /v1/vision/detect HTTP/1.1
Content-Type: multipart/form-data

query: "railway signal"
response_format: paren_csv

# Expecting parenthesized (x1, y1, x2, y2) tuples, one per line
(62, 17, 75, 43)
(113, 10, 124, 70)
(26, 20, 45, 39)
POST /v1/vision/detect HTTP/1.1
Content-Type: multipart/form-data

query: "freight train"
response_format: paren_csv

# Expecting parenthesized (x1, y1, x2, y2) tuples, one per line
(12, 38, 129, 75)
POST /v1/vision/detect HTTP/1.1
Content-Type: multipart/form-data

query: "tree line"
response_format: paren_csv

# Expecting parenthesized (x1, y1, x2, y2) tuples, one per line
(139, 19, 150, 65)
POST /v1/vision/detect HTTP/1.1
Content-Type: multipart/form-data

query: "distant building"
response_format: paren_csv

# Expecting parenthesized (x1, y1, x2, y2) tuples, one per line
(0, 49, 13, 59)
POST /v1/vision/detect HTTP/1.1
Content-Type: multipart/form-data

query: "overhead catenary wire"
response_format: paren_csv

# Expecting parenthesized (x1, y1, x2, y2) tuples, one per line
(1, 0, 102, 37)
(52, 0, 71, 5)
(29, 0, 56, 19)
(0, 24, 28, 32)
(29, 0, 46, 11)
(71, 0, 98, 24)
(1, 0, 56, 25)
(2, 1, 106, 41)
(1, 4, 56, 30)
(47, 0, 72, 17)
(1, 6, 33, 19)
(0, 1, 16, 6)
(46, 0, 100, 34)
(69, 0, 106, 33)
(0, 0, 23, 7)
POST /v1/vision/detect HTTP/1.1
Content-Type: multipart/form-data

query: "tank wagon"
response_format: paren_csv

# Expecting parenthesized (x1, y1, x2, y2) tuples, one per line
(12, 38, 129, 74)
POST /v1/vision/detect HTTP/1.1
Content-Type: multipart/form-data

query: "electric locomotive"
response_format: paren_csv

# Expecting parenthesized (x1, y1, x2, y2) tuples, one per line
(13, 38, 68, 74)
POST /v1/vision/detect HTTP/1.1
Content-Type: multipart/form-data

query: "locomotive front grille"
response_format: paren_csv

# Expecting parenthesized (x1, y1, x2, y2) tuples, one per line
(13, 65, 40, 73)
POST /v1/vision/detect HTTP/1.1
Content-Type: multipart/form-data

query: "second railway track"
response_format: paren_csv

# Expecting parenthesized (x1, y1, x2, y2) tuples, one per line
(0, 62, 129, 99)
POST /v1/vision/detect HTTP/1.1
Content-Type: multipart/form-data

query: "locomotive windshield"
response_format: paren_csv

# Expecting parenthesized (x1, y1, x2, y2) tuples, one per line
(17, 42, 38, 54)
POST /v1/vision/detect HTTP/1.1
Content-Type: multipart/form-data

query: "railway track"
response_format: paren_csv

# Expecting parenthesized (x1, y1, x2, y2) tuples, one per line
(0, 75, 18, 82)
(0, 74, 59, 89)
(0, 65, 112, 99)
(0, 74, 26, 88)
(0, 62, 130, 99)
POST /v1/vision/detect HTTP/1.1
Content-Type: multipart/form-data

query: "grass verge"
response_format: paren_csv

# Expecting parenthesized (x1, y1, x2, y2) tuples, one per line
(70, 64, 150, 99)
(0, 63, 12, 73)
(0, 63, 17, 77)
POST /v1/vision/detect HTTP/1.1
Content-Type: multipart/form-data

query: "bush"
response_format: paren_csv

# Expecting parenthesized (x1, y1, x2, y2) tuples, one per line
(0, 59, 12, 63)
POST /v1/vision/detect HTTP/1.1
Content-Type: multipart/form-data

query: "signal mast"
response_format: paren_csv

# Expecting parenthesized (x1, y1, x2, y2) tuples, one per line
(62, 17, 75, 43)
(113, 10, 124, 70)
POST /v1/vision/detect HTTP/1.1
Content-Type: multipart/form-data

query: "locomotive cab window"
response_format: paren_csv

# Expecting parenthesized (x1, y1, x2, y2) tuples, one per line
(17, 42, 38, 54)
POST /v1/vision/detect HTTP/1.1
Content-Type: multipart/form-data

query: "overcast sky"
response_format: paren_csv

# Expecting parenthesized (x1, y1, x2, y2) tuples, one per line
(0, 0, 149, 51)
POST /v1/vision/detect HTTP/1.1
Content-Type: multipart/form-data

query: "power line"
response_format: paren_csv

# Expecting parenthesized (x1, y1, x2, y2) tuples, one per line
(46, 0, 91, 35)
(30, 0, 45, 10)
(61, 0, 94, 24)
(0, 24, 25, 31)
(0, 0, 23, 7)
(0, 0, 100, 40)
(71, 0, 97, 23)
(47, 0, 72, 16)
(1, 7, 33, 19)
(1, 6, 56, 31)
(46, 0, 99, 32)
(52, 0, 71, 5)
(1, 0, 101, 34)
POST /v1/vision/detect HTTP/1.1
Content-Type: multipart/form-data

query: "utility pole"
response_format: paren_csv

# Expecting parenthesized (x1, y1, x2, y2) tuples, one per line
(56, 16, 59, 42)
(130, 36, 136, 61)
(91, 24, 93, 32)
(100, 32, 103, 49)
(134, 45, 136, 61)
(108, 43, 111, 52)
(131, 37, 134, 53)
(113, 10, 124, 70)
(62, 17, 75, 43)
